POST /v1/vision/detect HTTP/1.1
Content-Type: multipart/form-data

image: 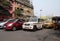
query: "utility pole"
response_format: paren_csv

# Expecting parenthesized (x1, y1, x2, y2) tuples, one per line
(40, 9, 42, 19)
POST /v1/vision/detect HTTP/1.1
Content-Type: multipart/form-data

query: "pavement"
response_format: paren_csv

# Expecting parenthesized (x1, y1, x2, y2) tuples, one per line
(0, 29, 60, 41)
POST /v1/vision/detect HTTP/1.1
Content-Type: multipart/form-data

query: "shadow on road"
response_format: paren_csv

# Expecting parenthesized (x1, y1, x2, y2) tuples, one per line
(4, 29, 22, 32)
(23, 29, 42, 32)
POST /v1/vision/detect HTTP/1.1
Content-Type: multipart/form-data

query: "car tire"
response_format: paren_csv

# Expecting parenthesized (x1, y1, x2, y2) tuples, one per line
(12, 27, 16, 31)
(40, 25, 43, 29)
(43, 25, 48, 29)
(33, 25, 37, 31)
(54, 26, 58, 30)
(37, 25, 43, 30)
(42, 25, 45, 28)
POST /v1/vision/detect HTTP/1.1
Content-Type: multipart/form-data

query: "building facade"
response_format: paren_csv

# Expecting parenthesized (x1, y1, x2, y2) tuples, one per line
(15, 0, 34, 18)
(9, 0, 34, 19)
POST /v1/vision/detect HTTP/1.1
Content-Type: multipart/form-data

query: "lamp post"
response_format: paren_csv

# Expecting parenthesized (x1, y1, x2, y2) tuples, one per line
(40, 9, 42, 19)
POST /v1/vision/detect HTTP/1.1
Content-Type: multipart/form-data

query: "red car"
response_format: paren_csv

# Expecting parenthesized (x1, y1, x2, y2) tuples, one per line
(4, 19, 24, 31)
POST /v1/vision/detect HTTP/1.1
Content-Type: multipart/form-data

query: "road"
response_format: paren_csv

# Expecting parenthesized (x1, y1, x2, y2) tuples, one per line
(0, 29, 60, 41)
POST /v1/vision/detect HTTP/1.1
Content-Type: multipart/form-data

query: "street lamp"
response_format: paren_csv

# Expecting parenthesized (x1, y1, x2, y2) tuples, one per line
(40, 9, 42, 19)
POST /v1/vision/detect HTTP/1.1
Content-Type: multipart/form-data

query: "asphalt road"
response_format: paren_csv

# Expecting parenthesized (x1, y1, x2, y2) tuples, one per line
(0, 29, 60, 41)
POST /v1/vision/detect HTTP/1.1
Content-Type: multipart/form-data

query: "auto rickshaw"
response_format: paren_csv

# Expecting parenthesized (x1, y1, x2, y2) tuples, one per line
(52, 16, 60, 30)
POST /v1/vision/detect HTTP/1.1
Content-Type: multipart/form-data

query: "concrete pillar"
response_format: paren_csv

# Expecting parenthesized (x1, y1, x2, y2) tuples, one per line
(9, 0, 15, 19)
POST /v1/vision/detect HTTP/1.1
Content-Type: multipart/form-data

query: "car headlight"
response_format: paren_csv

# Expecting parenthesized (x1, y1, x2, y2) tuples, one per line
(8, 23, 13, 26)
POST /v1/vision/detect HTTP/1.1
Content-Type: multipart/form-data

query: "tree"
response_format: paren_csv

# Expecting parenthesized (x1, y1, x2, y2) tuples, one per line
(0, 0, 11, 18)
(0, 0, 11, 9)
(14, 8, 24, 17)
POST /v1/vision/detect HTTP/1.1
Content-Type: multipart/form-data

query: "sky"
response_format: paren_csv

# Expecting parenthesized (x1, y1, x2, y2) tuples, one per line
(30, 0, 60, 18)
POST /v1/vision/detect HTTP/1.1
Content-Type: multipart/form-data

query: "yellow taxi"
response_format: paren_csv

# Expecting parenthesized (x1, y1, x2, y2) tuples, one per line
(43, 20, 53, 28)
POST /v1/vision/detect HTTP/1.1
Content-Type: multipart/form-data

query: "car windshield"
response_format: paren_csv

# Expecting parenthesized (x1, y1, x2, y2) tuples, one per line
(3, 19, 8, 22)
(8, 19, 15, 22)
(29, 17, 38, 22)
(0, 19, 8, 22)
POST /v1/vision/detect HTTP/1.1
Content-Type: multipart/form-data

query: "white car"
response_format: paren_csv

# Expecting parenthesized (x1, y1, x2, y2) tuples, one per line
(22, 16, 43, 30)
(0, 19, 13, 28)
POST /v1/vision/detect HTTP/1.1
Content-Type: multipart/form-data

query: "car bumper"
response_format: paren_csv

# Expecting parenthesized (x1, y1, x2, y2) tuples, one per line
(22, 25, 33, 29)
(4, 26, 12, 30)
(0, 25, 4, 28)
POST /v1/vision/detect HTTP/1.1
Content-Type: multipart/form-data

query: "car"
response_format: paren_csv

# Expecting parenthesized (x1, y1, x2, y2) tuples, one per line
(22, 16, 43, 30)
(0, 19, 11, 28)
(4, 19, 24, 31)
(43, 20, 53, 28)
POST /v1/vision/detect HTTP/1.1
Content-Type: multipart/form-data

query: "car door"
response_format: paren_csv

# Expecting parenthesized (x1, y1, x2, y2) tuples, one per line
(15, 20, 21, 28)
(18, 19, 23, 27)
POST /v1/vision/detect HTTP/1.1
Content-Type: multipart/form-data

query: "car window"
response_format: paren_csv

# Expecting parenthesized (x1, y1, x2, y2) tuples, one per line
(0, 19, 8, 22)
(17, 20, 20, 22)
(29, 18, 38, 22)
(3, 19, 8, 22)
(16, 19, 25, 23)
(8, 20, 15, 22)
(17, 19, 21, 22)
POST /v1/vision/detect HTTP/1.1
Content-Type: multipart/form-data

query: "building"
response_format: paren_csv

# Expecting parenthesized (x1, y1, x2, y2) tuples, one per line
(0, 0, 34, 20)
(15, 0, 34, 18)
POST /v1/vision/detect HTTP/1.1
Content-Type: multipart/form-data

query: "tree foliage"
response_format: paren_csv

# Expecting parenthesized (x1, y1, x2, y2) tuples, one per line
(14, 8, 24, 16)
(0, 0, 11, 8)
(0, 0, 11, 15)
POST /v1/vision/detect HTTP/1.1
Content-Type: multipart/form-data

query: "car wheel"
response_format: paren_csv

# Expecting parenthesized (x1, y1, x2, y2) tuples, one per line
(12, 27, 16, 31)
(43, 25, 48, 29)
(54, 26, 58, 30)
(40, 25, 43, 30)
(42, 25, 44, 28)
(33, 25, 37, 31)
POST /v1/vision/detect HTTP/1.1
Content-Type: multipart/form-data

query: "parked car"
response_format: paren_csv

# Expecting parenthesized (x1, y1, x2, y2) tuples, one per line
(43, 20, 53, 28)
(4, 19, 24, 31)
(0, 19, 11, 28)
(22, 16, 43, 30)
